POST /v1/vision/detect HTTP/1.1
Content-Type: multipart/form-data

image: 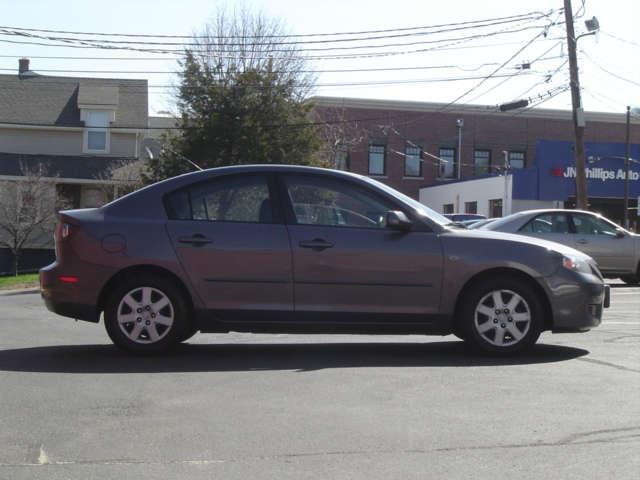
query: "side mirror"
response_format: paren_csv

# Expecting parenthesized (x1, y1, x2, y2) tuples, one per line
(386, 210, 412, 231)
(615, 229, 626, 239)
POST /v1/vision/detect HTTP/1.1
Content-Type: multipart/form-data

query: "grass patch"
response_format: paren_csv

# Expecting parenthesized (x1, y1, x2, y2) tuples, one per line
(0, 273, 40, 290)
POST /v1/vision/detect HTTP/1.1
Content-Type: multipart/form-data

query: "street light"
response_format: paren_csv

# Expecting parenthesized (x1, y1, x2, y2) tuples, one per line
(456, 118, 464, 179)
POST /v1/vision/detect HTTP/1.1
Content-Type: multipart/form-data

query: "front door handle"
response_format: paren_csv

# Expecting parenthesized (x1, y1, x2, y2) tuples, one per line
(576, 239, 589, 244)
(178, 234, 212, 246)
(299, 238, 334, 251)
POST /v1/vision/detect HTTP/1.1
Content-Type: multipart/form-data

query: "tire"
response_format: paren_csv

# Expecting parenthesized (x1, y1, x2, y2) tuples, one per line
(458, 276, 543, 354)
(176, 326, 198, 343)
(104, 274, 190, 353)
(620, 275, 639, 285)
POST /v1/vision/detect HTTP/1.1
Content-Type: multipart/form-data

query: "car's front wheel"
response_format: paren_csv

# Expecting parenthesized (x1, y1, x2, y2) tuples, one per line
(104, 274, 190, 353)
(458, 276, 543, 354)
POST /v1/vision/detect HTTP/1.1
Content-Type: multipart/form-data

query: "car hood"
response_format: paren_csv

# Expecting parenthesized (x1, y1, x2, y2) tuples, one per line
(443, 227, 593, 260)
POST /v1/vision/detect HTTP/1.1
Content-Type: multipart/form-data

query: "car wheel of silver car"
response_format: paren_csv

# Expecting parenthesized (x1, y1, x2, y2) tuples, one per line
(104, 274, 190, 353)
(459, 276, 543, 354)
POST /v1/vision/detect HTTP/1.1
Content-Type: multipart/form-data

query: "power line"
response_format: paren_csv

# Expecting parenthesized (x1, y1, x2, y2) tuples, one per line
(0, 15, 555, 47)
(0, 72, 541, 91)
(437, 30, 546, 112)
(581, 51, 640, 87)
(0, 57, 566, 75)
(0, 21, 558, 54)
(0, 11, 556, 39)
(0, 37, 567, 61)
(601, 31, 640, 47)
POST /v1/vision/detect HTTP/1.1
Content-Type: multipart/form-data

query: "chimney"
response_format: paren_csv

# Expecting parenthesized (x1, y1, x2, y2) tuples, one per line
(18, 58, 30, 74)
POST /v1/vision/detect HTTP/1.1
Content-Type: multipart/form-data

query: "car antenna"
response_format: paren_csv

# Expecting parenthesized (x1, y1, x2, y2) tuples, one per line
(144, 146, 203, 171)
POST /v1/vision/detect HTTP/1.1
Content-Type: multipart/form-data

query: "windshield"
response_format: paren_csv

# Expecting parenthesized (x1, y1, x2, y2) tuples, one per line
(479, 212, 524, 229)
(361, 176, 451, 226)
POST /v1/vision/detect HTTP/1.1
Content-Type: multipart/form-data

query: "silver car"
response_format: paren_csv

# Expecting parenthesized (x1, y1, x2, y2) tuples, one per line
(480, 209, 640, 284)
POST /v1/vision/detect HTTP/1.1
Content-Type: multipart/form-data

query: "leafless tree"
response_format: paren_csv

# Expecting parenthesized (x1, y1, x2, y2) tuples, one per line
(0, 163, 61, 275)
(313, 105, 370, 169)
(94, 158, 146, 204)
(187, 5, 316, 100)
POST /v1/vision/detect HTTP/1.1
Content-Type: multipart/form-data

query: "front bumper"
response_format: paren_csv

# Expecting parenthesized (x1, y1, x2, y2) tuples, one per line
(543, 270, 609, 332)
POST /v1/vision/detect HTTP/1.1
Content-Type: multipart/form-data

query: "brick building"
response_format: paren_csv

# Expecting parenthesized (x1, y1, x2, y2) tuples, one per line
(312, 96, 640, 201)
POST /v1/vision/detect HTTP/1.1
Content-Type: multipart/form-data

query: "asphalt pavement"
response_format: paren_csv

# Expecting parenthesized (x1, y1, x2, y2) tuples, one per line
(0, 285, 638, 479)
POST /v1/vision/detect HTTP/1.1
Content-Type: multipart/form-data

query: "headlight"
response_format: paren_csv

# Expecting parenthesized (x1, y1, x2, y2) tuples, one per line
(562, 255, 591, 274)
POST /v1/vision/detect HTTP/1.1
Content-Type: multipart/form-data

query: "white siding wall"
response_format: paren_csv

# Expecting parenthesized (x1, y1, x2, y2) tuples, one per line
(419, 176, 512, 217)
(0, 127, 137, 156)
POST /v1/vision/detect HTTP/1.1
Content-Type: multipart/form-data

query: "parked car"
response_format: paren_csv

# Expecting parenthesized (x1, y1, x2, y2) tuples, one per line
(40, 166, 608, 354)
(466, 218, 498, 229)
(444, 213, 487, 222)
(479, 209, 640, 284)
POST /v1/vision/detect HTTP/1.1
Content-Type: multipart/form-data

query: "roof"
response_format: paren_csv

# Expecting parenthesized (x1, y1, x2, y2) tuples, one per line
(0, 75, 148, 128)
(0, 152, 136, 180)
(313, 96, 639, 125)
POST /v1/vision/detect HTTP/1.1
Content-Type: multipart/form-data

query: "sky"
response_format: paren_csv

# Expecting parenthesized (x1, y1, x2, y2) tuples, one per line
(0, 0, 638, 116)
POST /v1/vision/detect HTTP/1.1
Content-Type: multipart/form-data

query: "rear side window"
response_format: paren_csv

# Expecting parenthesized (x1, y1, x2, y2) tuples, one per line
(165, 175, 273, 223)
(519, 213, 570, 234)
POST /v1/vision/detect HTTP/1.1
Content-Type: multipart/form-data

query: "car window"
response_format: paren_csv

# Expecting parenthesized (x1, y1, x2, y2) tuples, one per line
(572, 213, 618, 236)
(165, 175, 273, 223)
(520, 213, 570, 234)
(284, 175, 395, 229)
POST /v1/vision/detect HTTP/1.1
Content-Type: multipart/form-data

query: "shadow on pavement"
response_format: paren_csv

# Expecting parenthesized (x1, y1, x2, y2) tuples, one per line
(0, 341, 589, 373)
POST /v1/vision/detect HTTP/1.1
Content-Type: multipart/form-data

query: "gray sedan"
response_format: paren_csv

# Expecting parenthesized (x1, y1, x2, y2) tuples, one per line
(40, 166, 608, 355)
(480, 209, 640, 284)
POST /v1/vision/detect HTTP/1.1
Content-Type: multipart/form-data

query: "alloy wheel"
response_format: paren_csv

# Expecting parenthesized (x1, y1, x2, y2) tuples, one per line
(116, 287, 174, 344)
(473, 289, 531, 347)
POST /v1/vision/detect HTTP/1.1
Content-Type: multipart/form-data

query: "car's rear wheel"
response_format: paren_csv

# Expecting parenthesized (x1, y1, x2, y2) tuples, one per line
(459, 277, 543, 354)
(104, 274, 189, 353)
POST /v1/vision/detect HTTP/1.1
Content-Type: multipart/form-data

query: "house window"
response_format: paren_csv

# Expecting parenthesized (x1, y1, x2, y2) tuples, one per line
(465, 201, 477, 214)
(473, 150, 491, 176)
(83, 110, 109, 153)
(508, 151, 525, 169)
(368, 144, 385, 176)
(442, 203, 454, 215)
(404, 145, 422, 177)
(489, 198, 503, 218)
(438, 148, 456, 179)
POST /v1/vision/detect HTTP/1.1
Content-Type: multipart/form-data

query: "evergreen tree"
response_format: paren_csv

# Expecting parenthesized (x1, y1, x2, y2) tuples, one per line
(145, 8, 324, 182)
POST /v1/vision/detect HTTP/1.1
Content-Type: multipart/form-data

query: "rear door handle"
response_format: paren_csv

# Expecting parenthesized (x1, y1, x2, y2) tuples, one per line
(299, 238, 334, 251)
(178, 234, 212, 246)
(576, 239, 589, 244)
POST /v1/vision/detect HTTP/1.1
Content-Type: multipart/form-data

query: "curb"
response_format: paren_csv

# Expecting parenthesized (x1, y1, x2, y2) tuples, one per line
(0, 287, 40, 296)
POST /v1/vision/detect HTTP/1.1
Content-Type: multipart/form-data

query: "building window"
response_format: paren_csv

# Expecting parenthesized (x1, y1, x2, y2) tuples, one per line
(489, 198, 503, 218)
(508, 151, 525, 169)
(442, 203, 454, 214)
(438, 148, 456, 179)
(465, 201, 477, 214)
(473, 150, 491, 176)
(83, 110, 110, 153)
(368, 144, 385, 176)
(404, 145, 422, 177)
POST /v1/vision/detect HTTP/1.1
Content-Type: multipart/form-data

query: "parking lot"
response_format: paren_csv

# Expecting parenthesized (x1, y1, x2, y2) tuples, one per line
(0, 285, 638, 480)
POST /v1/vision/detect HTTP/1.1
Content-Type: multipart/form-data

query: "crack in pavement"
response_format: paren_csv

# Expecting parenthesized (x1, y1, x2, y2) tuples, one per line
(2, 427, 638, 468)
(576, 357, 640, 373)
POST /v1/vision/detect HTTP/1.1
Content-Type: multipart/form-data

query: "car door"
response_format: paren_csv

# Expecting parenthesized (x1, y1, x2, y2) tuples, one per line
(518, 212, 573, 247)
(280, 173, 443, 320)
(569, 212, 635, 273)
(164, 173, 293, 315)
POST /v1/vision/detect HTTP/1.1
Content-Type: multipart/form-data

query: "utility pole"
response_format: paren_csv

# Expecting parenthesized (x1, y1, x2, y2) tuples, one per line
(624, 105, 631, 229)
(456, 119, 463, 179)
(564, 0, 588, 210)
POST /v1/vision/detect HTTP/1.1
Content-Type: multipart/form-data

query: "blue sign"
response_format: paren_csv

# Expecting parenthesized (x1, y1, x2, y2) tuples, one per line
(513, 140, 640, 201)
